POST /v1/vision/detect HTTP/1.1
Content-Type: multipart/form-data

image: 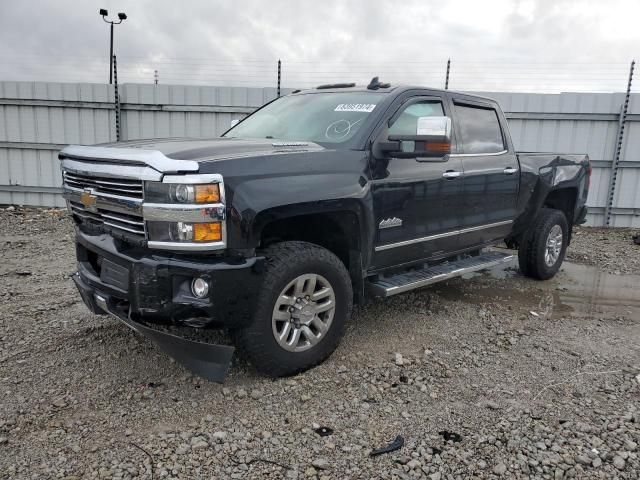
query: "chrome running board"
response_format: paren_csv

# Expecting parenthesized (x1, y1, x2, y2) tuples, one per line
(368, 251, 515, 297)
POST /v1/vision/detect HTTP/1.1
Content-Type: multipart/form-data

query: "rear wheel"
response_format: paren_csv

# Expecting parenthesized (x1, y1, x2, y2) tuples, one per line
(235, 241, 352, 377)
(518, 208, 568, 280)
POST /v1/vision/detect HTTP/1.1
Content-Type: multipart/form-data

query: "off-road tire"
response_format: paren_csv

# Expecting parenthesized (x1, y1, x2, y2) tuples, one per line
(518, 208, 568, 280)
(234, 241, 352, 377)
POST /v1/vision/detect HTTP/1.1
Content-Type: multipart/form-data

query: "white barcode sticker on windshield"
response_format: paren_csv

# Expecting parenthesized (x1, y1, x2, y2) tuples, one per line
(334, 103, 376, 113)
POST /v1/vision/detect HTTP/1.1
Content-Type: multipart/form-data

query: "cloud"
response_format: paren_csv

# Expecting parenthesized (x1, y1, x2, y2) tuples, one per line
(0, 0, 637, 92)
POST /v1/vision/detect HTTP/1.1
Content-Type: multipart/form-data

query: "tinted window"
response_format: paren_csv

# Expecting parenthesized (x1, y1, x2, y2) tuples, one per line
(454, 104, 505, 154)
(389, 101, 444, 136)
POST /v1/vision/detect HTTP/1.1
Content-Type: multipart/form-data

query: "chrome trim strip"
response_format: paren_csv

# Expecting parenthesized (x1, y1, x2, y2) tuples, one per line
(60, 145, 199, 174)
(68, 203, 145, 236)
(143, 203, 226, 222)
(68, 207, 97, 221)
(375, 220, 513, 252)
(64, 173, 142, 188)
(63, 187, 143, 216)
(64, 184, 143, 203)
(62, 158, 162, 181)
(103, 221, 146, 235)
(100, 212, 145, 226)
(64, 181, 142, 197)
(449, 150, 508, 158)
(148, 240, 226, 251)
(162, 173, 224, 185)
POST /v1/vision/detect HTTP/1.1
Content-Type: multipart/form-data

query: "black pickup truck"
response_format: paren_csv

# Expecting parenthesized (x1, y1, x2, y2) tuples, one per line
(60, 79, 590, 380)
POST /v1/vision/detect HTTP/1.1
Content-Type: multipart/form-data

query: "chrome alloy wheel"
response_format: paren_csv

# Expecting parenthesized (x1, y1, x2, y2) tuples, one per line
(544, 224, 563, 267)
(271, 273, 336, 352)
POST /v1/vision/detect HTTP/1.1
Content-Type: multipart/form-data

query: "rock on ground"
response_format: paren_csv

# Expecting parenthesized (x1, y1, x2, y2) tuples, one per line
(0, 208, 638, 479)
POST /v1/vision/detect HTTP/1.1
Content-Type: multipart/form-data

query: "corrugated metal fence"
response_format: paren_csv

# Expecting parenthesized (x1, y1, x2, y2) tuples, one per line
(0, 81, 638, 226)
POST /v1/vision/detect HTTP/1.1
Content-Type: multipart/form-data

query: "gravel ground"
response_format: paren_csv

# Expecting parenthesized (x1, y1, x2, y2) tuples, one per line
(0, 208, 639, 479)
(568, 226, 640, 275)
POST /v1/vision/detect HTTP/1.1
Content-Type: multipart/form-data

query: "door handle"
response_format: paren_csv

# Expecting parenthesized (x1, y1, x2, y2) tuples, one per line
(442, 170, 462, 179)
(503, 167, 518, 175)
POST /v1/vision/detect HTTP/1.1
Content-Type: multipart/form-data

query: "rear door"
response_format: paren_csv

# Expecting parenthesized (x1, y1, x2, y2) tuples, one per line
(449, 99, 519, 250)
(370, 93, 465, 269)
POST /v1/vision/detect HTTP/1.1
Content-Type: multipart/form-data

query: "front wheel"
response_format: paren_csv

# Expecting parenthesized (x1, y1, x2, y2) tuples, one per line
(234, 241, 352, 377)
(518, 208, 568, 280)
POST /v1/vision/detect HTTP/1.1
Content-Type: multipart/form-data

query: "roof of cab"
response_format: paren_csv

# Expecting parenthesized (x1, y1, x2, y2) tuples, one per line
(289, 84, 498, 104)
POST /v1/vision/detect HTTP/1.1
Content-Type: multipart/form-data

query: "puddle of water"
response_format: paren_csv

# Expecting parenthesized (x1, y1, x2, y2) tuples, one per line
(545, 262, 640, 317)
(441, 260, 640, 319)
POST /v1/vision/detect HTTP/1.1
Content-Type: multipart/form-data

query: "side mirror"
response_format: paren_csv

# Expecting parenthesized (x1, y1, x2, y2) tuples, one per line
(387, 116, 452, 157)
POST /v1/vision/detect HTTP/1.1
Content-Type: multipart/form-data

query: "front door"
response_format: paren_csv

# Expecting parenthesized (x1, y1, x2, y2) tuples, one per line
(450, 100, 519, 250)
(370, 95, 464, 270)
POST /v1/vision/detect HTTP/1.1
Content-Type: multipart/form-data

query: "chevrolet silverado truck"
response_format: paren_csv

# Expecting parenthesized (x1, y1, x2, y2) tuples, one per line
(60, 78, 590, 381)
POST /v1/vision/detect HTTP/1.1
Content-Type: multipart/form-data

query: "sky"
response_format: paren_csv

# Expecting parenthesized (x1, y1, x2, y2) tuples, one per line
(0, 0, 638, 93)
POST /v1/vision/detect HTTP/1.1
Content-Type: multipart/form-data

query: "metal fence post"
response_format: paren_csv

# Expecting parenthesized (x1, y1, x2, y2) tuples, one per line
(113, 55, 121, 142)
(277, 59, 281, 97)
(445, 58, 450, 90)
(604, 59, 635, 226)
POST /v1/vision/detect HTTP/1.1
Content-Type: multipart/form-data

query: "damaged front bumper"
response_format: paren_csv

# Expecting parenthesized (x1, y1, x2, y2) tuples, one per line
(71, 230, 265, 382)
(73, 272, 235, 381)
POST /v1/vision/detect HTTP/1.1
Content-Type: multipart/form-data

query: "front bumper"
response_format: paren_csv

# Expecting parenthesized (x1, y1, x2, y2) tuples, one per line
(72, 272, 235, 382)
(575, 205, 588, 225)
(74, 229, 264, 327)
(72, 229, 265, 382)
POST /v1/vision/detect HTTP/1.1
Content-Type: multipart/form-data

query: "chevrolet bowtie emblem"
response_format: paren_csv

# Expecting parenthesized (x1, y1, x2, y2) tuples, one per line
(80, 189, 98, 212)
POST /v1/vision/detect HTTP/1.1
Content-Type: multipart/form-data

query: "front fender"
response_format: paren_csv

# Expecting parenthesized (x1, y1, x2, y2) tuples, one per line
(203, 150, 374, 255)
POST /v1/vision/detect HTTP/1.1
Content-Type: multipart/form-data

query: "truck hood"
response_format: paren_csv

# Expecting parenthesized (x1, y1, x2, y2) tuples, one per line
(58, 137, 360, 200)
(98, 137, 326, 162)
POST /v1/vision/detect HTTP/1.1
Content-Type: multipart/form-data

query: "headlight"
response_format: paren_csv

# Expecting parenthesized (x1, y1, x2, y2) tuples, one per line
(144, 182, 220, 204)
(147, 221, 223, 243)
(143, 173, 226, 251)
(174, 184, 192, 203)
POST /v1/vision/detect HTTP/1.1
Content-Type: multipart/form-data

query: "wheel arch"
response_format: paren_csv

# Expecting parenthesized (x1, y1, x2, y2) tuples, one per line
(253, 203, 369, 302)
(511, 184, 579, 247)
(542, 186, 578, 243)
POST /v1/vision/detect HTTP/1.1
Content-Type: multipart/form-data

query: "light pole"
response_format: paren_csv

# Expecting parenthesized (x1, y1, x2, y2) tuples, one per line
(99, 9, 127, 84)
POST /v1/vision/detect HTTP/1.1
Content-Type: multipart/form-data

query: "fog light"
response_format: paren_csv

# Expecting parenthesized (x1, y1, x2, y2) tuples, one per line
(191, 277, 210, 298)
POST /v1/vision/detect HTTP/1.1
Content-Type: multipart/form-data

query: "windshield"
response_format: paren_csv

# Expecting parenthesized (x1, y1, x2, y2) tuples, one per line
(224, 92, 387, 145)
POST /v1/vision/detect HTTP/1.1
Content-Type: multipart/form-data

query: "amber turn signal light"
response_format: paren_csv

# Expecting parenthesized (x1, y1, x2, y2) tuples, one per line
(424, 142, 451, 153)
(193, 222, 222, 242)
(195, 184, 220, 203)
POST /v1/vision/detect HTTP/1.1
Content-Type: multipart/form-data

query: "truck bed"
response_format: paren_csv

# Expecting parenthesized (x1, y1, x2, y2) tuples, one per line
(516, 152, 590, 166)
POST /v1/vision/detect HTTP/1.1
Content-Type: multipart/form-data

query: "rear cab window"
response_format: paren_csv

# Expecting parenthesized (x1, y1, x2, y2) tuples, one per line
(453, 103, 505, 154)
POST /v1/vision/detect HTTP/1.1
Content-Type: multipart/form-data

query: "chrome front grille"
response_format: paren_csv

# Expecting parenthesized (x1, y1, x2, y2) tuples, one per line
(63, 171, 143, 199)
(62, 166, 147, 241)
(69, 201, 146, 236)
